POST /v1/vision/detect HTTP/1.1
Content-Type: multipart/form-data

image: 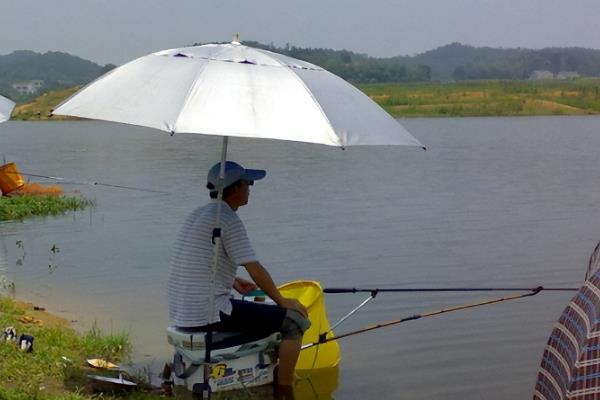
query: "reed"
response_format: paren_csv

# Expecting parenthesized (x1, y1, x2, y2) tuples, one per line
(0, 195, 95, 221)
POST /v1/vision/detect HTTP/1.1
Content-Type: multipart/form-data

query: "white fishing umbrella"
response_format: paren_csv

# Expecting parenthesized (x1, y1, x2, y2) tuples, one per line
(53, 40, 425, 323)
(0, 95, 15, 123)
(54, 41, 422, 148)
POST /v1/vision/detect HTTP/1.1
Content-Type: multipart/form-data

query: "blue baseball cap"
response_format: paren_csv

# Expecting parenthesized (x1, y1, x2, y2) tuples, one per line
(206, 161, 266, 191)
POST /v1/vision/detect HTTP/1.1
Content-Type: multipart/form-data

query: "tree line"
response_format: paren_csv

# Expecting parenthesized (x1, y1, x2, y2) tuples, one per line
(244, 41, 600, 82)
(4, 42, 600, 102)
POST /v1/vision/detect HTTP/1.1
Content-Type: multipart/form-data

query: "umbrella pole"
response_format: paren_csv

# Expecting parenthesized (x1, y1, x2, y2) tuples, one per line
(208, 136, 229, 325)
(202, 136, 228, 399)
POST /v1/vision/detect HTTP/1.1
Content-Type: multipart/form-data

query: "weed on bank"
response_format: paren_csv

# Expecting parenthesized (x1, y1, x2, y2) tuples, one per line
(0, 195, 94, 221)
(0, 296, 166, 400)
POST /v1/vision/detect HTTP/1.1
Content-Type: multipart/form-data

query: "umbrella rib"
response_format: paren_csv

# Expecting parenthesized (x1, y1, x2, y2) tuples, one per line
(169, 58, 210, 134)
(254, 48, 342, 147)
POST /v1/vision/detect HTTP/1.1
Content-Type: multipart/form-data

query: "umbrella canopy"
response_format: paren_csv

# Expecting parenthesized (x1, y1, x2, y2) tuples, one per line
(0, 95, 15, 123)
(54, 41, 423, 148)
(533, 243, 600, 400)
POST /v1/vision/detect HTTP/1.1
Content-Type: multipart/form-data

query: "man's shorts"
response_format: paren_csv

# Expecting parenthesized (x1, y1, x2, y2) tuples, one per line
(214, 299, 287, 336)
(202, 299, 310, 340)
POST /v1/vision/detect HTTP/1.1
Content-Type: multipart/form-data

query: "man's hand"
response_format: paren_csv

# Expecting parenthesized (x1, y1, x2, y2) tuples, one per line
(233, 277, 258, 295)
(243, 261, 308, 317)
(278, 298, 308, 317)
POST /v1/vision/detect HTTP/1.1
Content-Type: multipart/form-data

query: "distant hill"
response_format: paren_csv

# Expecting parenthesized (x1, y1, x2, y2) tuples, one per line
(409, 43, 600, 80)
(3, 43, 600, 104)
(244, 41, 600, 82)
(240, 41, 432, 83)
(0, 50, 114, 101)
(408, 43, 524, 80)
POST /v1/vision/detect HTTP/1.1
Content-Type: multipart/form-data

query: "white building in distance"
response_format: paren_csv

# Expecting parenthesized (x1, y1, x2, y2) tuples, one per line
(529, 71, 581, 80)
(12, 80, 44, 95)
(529, 70, 555, 80)
(556, 71, 580, 80)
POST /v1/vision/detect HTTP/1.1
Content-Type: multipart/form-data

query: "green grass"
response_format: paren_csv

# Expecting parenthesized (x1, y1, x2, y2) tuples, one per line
(11, 88, 80, 121)
(0, 297, 264, 400)
(0, 195, 95, 221)
(361, 78, 600, 117)
(0, 296, 168, 399)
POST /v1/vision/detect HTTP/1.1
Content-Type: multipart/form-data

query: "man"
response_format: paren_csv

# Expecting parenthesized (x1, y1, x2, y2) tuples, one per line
(167, 161, 310, 393)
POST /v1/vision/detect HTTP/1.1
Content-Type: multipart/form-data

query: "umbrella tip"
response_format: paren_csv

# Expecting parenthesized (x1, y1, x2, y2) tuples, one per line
(231, 33, 241, 45)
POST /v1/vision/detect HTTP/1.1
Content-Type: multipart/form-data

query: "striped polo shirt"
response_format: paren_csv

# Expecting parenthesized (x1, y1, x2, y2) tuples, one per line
(167, 200, 257, 327)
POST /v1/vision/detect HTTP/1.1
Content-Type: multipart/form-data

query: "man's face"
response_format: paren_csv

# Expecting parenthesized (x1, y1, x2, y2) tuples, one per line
(233, 179, 253, 206)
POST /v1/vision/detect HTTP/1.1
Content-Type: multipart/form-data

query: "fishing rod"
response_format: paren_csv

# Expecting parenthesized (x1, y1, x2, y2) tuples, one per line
(316, 286, 578, 343)
(323, 286, 578, 294)
(302, 287, 549, 350)
(19, 172, 170, 194)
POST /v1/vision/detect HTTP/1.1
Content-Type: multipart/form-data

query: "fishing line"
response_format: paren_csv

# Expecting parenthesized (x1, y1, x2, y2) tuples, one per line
(302, 287, 548, 350)
(19, 172, 170, 194)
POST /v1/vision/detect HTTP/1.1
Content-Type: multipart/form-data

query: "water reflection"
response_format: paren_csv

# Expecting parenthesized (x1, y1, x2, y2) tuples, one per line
(0, 238, 14, 297)
(294, 368, 339, 400)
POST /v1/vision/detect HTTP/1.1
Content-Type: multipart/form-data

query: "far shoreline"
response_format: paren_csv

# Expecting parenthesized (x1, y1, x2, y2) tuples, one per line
(9, 79, 600, 121)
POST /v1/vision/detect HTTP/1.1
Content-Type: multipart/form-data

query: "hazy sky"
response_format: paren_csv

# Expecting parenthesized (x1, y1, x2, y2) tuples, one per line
(2, 0, 600, 65)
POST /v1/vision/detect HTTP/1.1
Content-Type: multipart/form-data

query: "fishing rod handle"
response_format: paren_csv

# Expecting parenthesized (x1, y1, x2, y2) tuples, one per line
(323, 288, 358, 293)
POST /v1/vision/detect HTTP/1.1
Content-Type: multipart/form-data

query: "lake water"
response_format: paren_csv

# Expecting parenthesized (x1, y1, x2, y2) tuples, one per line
(1, 117, 600, 399)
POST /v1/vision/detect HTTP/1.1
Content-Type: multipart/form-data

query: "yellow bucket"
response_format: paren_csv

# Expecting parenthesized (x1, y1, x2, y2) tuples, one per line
(0, 163, 25, 195)
(279, 280, 341, 370)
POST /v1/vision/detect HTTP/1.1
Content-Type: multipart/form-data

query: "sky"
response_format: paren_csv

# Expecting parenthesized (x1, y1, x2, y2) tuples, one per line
(2, 0, 600, 66)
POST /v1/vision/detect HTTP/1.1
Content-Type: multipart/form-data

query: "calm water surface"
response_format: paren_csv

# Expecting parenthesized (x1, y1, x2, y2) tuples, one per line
(1, 117, 600, 399)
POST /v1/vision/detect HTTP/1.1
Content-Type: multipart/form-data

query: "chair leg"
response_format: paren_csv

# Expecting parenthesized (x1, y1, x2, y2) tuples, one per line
(201, 331, 213, 399)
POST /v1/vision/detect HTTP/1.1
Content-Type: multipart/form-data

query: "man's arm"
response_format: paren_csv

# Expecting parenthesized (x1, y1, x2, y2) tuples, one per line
(243, 261, 308, 316)
(233, 276, 257, 294)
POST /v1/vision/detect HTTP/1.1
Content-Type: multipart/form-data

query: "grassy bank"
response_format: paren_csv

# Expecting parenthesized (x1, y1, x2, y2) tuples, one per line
(11, 87, 79, 121)
(0, 195, 95, 221)
(10, 79, 600, 121)
(360, 78, 600, 117)
(0, 296, 263, 399)
(0, 296, 165, 399)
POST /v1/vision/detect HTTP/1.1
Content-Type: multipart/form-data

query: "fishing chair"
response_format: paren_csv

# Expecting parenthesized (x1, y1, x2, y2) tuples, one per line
(167, 325, 279, 396)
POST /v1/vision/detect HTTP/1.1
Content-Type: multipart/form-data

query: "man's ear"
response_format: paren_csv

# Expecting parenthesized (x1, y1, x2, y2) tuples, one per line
(232, 181, 244, 192)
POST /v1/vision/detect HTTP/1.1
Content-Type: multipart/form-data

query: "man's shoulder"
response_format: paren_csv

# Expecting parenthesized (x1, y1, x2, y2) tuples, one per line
(188, 202, 215, 216)
(185, 202, 241, 225)
(178, 203, 212, 227)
